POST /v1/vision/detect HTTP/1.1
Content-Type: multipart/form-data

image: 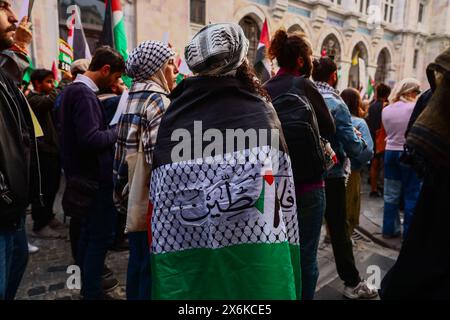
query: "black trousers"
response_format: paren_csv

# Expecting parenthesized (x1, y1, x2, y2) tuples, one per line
(31, 153, 61, 231)
(70, 212, 126, 264)
(69, 216, 82, 265)
(325, 177, 361, 287)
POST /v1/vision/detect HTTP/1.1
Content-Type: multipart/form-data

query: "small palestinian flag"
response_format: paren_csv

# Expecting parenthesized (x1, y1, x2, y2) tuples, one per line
(175, 58, 192, 84)
(254, 19, 271, 83)
(100, 0, 131, 87)
(367, 76, 375, 100)
(67, 8, 92, 61)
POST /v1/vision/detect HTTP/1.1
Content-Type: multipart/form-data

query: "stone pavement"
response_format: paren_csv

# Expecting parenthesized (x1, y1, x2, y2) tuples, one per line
(314, 170, 401, 300)
(16, 172, 401, 300)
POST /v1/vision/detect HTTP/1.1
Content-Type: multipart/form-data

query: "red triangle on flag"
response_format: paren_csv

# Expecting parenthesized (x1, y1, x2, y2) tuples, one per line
(259, 20, 270, 48)
(264, 170, 274, 186)
(109, 0, 123, 12)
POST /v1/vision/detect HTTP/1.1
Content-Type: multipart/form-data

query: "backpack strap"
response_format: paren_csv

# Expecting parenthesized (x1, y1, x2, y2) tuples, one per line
(289, 76, 307, 96)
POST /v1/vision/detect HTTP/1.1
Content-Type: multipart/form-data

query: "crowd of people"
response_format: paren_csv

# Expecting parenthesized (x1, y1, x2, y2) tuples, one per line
(1, 0, 449, 300)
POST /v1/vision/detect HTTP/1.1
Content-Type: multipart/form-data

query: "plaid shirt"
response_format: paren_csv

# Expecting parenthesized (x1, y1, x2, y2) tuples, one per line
(113, 80, 170, 213)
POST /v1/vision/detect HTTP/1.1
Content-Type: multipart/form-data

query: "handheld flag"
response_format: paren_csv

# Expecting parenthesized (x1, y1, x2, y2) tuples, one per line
(367, 76, 375, 100)
(100, 0, 131, 86)
(352, 50, 360, 66)
(254, 19, 271, 83)
(67, 7, 92, 61)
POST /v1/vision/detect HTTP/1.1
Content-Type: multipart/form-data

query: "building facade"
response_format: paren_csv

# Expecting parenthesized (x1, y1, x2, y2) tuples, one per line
(20, 0, 450, 90)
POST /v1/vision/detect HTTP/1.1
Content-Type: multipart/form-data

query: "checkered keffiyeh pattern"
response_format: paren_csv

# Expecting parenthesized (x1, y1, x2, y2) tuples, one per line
(314, 81, 340, 96)
(185, 23, 249, 76)
(126, 41, 175, 82)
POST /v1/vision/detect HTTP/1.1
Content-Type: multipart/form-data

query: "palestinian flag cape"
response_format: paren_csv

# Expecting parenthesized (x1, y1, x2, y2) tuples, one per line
(149, 76, 301, 300)
(254, 20, 271, 83)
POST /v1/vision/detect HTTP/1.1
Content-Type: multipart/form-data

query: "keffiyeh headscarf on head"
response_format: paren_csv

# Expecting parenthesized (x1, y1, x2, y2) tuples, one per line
(126, 40, 175, 83)
(185, 23, 249, 76)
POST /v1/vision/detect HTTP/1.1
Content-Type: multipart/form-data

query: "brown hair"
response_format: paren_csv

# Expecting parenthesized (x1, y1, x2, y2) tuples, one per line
(236, 60, 271, 102)
(312, 57, 337, 83)
(341, 88, 364, 118)
(89, 46, 125, 74)
(268, 29, 313, 77)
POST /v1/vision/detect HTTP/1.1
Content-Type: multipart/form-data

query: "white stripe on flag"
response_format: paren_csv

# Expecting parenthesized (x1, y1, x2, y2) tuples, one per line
(18, 0, 30, 22)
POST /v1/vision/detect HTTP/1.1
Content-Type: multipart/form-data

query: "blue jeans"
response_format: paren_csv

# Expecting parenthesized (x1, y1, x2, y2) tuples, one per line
(383, 151, 422, 239)
(78, 186, 117, 300)
(0, 218, 29, 300)
(126, 231, 151, 300)
(297, 187, 326, 300)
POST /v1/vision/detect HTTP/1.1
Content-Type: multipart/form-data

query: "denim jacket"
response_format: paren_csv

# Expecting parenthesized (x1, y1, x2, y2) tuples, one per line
(315, 82, 366, 178)
(351, 117, 374, 170)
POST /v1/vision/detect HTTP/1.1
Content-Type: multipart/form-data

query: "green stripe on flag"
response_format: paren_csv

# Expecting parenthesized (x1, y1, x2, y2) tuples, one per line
(255, 183, 265, 214)
(22, 55, 34, 84)
(151, 242, 301, 300)
(113, 18, 131, 87)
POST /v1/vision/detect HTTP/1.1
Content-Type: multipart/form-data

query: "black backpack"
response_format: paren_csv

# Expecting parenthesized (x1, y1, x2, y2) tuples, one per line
(272, 77, 327, 184)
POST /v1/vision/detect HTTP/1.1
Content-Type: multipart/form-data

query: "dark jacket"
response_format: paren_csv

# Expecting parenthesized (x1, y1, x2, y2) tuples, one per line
(155, 76, 287, 167)
(264, 74, 336, 137)
(366, 99, 383, 142)
(0, 69, 36, 231)
(98, 93, 121, 125)
(57, 82, 117, 186)
(405, 89, 433, 137)
(27, 90, 59, 155)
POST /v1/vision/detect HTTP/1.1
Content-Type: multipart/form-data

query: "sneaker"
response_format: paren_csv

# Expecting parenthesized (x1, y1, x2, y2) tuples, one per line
(102, 278, 119, 293)
(343, 280, 379, 300)
(28, 242, 39, 254)
(103, 265, 113, 279)
(48, 218, 66, 230)
(31, 225, 63, 239)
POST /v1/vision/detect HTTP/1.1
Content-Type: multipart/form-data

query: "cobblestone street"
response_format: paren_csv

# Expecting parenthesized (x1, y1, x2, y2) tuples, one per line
(16, 171, 399, 300)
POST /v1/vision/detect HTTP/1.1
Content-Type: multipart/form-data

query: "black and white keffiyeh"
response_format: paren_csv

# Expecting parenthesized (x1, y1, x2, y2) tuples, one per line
(185, 23, 249, 76)
(126, 41, 175, 82)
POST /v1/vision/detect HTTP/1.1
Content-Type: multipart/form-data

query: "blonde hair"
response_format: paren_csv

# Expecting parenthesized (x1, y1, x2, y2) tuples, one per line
(388, 78, 421, 104)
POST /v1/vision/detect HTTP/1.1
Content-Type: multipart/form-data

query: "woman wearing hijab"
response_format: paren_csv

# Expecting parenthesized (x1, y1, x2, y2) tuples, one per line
(149, 23, 301, 300)
(382, 78, 422, 240)
(113, 41, 179, 300)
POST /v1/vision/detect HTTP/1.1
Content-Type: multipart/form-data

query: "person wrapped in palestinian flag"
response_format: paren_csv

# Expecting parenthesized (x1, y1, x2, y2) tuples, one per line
(149, 23, 301, 300)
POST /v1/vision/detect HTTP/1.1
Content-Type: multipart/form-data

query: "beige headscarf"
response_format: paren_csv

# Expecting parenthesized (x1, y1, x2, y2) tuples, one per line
(389, 78, 421, 104)
(149, 61, 170, 93)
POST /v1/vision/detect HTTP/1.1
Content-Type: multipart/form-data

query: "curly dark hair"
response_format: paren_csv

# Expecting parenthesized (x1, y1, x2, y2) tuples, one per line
(236, 60, 272, 102)
(268, 29, 313, 77)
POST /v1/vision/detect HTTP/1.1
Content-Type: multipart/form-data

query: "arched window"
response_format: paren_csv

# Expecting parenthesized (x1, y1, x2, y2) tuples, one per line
(190, 0, 206, 25)
(321, 34, 341, 63)
(239, 16, 261, 65)
(287, 24, 304, 34)
(348, 42, 369, 88)
(375, 49, 391, 84)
